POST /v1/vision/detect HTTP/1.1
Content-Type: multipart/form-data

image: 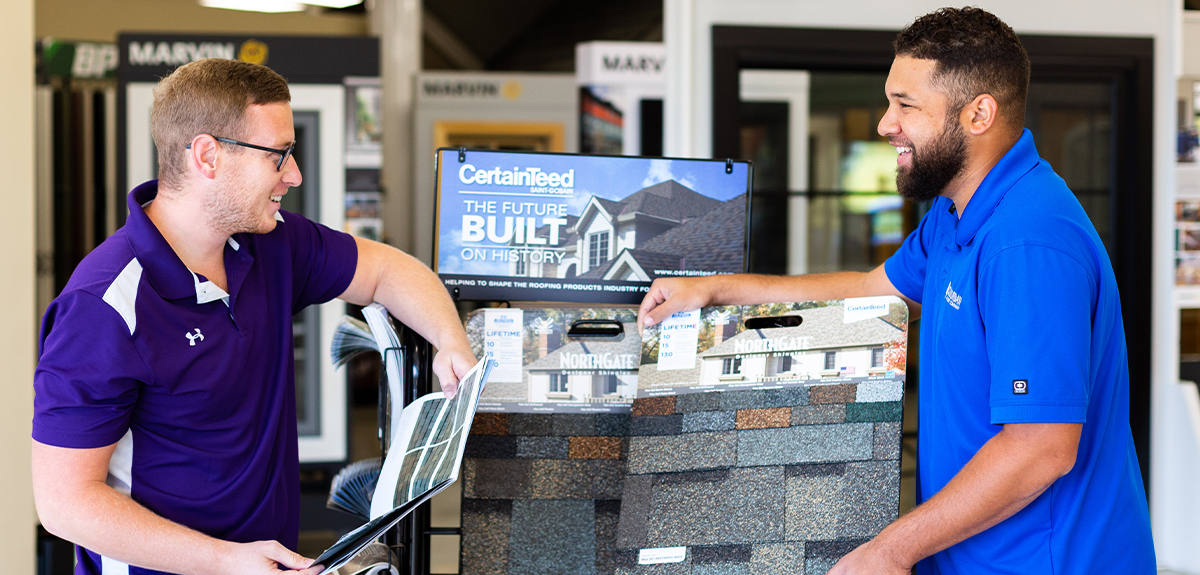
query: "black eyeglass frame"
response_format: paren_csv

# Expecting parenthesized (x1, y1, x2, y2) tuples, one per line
(185, 136, 295, 171)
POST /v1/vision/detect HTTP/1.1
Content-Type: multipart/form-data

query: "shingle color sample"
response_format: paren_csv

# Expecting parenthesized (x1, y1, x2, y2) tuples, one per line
(627, 432, 737, 474)
(736, 423, 874, 467)
(509, 499, 598, 575)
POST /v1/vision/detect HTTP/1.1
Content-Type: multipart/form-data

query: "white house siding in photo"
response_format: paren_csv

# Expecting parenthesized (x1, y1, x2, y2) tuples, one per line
(663, 0, 1184, 570)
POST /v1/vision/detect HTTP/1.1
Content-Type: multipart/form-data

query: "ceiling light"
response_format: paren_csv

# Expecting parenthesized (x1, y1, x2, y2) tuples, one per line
(296, 0, 364, 7)
(198, 0, 306, 13)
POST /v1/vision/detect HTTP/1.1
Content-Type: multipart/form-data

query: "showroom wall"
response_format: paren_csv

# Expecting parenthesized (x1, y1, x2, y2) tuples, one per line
(662, 0, 1185, 570)
(2, 0, 38, 570)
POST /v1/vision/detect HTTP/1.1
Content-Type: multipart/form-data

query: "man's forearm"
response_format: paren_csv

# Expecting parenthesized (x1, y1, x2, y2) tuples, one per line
(704, 271, 875, 306)
(848, 423, 1080, 570)
(37, 474, 230, 574)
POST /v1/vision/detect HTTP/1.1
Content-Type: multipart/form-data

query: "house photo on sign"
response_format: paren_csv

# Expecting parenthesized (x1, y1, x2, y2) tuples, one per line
(465, 307, 640, 413)
(435, 149, 752, 304)
(638, 297, 908, 398)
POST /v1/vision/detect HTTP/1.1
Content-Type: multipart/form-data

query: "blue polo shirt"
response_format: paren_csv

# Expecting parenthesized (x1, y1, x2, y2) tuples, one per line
(34, 180, 358, 575)
(885, 130, 1154, 574)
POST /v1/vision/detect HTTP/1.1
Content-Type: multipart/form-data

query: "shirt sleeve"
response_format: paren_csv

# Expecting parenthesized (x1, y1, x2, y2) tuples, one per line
(979, 243, 1095, 424)
(33, 291, 149, 448)
(883, 201, 941, 303)
(280, 210, 360, 313)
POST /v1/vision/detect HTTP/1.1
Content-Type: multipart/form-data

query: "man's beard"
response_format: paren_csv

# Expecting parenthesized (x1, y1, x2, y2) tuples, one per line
(895, 116, 968, 202)
(204, 166, 276, 236)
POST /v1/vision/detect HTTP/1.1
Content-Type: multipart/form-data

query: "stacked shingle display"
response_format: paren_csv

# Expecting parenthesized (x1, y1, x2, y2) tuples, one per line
(613, 384, 903, 574)
(461, 300, 908, 574)
(461, 412, 630, 574)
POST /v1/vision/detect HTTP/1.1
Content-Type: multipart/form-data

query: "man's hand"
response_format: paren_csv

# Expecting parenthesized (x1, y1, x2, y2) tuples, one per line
(222, 540, 323, 575)
(637, 277, 714, 331)
(432, 343, 477, 399)
(826, 538, 912, 575)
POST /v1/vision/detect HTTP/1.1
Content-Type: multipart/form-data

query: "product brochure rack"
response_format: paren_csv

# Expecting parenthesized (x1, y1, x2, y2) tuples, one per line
(381, 317, 436, 575)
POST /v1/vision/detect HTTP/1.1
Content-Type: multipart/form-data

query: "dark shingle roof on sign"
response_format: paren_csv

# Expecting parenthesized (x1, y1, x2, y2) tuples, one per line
(578, 249, 683, 280)
(637, 195, 746, 274)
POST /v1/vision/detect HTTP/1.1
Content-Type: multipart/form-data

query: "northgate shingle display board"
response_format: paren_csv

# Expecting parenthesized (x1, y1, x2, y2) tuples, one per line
(460, 298, 908, 574)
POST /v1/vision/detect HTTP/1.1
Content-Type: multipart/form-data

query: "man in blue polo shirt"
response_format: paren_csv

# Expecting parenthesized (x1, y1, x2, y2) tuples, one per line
(637, 7, 1154, 574)
(32, 58, 477, 575)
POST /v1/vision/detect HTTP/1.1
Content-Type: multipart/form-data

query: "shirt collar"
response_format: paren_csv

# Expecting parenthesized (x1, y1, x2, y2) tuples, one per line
(126, 181, 197, 300)
(954, 129, 1041, 247)
(125, 180, 252, 304)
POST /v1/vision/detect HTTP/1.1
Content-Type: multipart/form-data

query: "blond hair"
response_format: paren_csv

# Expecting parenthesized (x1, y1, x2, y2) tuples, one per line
(151, 58, 290, 190)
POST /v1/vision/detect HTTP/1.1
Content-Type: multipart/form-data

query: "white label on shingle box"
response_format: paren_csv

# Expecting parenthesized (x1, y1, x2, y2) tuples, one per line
(656, 309, 701, 370)
(844, 296, 893, 323)
(638, 546, 687, 564)
(484, 309, 524, 383)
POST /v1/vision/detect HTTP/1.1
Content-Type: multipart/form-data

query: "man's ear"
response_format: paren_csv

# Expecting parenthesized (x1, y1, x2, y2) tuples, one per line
(963, 93, 999, 136)
(188, 135, 220, 180)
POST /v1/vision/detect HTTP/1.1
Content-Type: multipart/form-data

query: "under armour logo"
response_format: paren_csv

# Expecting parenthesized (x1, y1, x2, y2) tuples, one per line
(185, 329, 204, 346)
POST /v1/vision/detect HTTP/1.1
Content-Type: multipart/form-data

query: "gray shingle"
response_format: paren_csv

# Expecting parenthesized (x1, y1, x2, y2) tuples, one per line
(692, 544, 752, 564)
(509, 499, 597, 575)
(461, 499, 511, 575)
(675, 392, 721, 413)
(517, 436, 570, 459)
(790, 404, 846, 425)
(616, 474, 652, 549)
(509, 413, 554, 435)
(785, 461, 899, 540)
(692, 564, 750, 575)
(630, 414, 684, 436)
(628, 432, 737, 474)
(855, 380, 904, 403)
(873, 422, 902, 460)
(645, 467, 785, 547)
(597, 413, 632, 436)
(597, 500, 623, 575)
(463, 458, 531, 499)
(749, 542, 806, 575)
(554, 413, 598, 436)
(737, 423, 873, 467)
(718, 388, 807, 411)
(683, 411, 736, 433)
(530, 459, 625, 499)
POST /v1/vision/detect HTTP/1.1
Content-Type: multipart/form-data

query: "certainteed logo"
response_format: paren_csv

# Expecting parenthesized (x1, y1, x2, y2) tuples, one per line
(944, 282, 962, 310)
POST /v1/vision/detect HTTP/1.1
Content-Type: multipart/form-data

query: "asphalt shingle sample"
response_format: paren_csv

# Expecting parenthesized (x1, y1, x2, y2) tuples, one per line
(463, 412, 628, 574)
(614, 299, 908, 575)
(509, 499, 598, 575)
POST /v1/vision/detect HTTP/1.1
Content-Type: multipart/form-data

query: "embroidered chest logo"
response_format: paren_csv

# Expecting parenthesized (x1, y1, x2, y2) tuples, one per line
(185, 328, 205, 346)
(944, 282, 962, 310)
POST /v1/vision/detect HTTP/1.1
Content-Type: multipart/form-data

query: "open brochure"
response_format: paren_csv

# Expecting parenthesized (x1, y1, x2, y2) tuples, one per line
(317, 304, 493, 575)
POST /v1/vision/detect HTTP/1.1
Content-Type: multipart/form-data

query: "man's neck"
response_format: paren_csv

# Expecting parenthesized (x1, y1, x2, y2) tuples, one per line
(943, 133, 1019, 217)
(144, 187, 230, 289)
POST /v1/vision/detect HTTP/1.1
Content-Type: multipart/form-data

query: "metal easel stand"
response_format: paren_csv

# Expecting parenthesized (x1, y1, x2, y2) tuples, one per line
(380, 317, 454, 575)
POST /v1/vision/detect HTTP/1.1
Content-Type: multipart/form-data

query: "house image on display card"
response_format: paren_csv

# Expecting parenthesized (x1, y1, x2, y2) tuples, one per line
(697, 305, 905, 385)
(523, 322, 639, 404)
(506, 179, 746, 280)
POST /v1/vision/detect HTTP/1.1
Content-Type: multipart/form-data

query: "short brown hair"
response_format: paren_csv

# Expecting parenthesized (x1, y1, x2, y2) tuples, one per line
(151, 58, 290, 190)
(893, 7, 1030, 132)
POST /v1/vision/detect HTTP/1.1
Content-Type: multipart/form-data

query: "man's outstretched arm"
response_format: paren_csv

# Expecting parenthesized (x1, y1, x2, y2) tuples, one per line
(32, 440, 322, 575)
(339, 237, 476, 397)
(637, 263, 919, 331)
(827, 422, 1082, 574)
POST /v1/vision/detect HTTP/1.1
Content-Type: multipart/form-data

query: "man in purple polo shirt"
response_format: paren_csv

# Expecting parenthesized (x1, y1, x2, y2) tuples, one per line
(32, 58, 476, 575)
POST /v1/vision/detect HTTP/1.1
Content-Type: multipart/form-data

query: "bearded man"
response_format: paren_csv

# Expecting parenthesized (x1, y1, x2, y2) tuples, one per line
(32, 58, 476, 575)
(638, 7, 1155, 574)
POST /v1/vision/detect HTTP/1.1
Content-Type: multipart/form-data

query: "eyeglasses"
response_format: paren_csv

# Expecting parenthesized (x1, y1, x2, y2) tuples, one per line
(186, 136, 295, 171)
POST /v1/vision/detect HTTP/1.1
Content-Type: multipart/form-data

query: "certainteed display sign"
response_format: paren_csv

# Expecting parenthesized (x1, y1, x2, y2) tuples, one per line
(433, 149, 752, 304)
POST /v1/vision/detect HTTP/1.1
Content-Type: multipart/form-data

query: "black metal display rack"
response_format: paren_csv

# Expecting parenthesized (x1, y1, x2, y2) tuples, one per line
(381, 320, 440, 575)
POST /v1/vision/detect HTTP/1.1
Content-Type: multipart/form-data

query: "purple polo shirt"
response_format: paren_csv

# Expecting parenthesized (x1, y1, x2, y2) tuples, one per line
(34, 180, 358, 575)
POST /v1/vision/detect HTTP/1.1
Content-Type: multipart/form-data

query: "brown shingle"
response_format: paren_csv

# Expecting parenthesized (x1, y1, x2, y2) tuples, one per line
(809, 384, 858, 404)
(569, 436, 623, 459)
(632, 396, 676, 416)
(736, 408, 791, 429)
(472, 413, 509, 435)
